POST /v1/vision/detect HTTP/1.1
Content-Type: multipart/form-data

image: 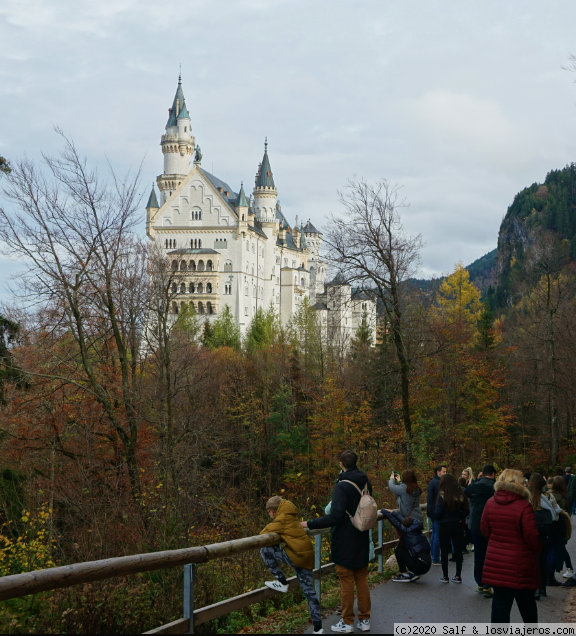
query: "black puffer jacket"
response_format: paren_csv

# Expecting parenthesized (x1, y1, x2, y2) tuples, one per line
(307, 467, 372, 569)
(427, 475, 440, 520)
(381, 509, 431, 557)
(464, 477, 495, 534)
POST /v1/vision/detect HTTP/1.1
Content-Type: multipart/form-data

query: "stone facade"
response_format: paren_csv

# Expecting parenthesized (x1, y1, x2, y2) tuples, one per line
(145, 78, 376, 343)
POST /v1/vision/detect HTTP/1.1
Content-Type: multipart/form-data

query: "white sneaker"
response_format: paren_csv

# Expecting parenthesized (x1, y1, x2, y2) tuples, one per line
(264, 580, 288, 593)
(563, 568, 574, 578)
(313, 629, 325, 635)
(356, 619, 371, 632)
(331, 620, 353, 633)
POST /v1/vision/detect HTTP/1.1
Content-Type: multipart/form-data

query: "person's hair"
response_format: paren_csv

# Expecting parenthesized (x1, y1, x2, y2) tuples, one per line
(483, 464, 496, 477)
(340, 450, 358, 470)
(528, 473, 546, 510)
(547, 477, 554, 486)
(463, 466, 475, 482)
(566, 467, 572, 474)
(498, 468, 525, 487)
(266, 496, 283, 512)
(401, 517, 413, 527)
(458, 476, 467, 487)
(434, 464, 447, 476)
(401, 470, 420, 495)
(436, 473, 468, 511)
(552, 476, 568, 500)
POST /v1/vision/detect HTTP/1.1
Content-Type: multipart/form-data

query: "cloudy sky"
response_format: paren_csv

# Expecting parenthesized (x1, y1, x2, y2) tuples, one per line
(1, 0, 576, 284)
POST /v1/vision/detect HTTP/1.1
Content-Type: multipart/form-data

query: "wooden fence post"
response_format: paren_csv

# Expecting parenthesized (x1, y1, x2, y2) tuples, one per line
(378, 519, 383, 574)
(314, 534, 321, 603)
(183, 563, 195, 634)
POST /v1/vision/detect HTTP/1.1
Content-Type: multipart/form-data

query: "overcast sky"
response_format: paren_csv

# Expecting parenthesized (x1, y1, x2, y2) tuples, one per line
(1, 0, 576, 285)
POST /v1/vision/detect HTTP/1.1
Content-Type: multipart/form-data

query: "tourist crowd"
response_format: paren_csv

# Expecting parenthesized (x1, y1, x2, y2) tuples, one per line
(257, 452, 573, 632)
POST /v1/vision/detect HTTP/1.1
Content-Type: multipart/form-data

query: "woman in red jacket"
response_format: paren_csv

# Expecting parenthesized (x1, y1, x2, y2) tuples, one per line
(481, 469, 542, 624)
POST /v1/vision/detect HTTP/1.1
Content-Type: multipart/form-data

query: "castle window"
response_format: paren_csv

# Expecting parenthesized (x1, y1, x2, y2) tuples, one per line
(165, 239, 169, 249)
(276, 256, 280, 265)
(189, 282, 195, 293)
(224, 260, 232, 272)
(284, 258, 288, 267)
(276, 295, 279, 303)
(207, 283, 212, 293)
(245, 285, 248, 296)
(301, 278, 305, 286)
(198, 302, 204, 315)
(180, 261, 187, 271)
(245, 307, 249, 316)
(171, 283, 177, 294)
(180, 283, 187, 293)
(198, 283, 204, 293)
(252, 244, 255, 253)
(251, 266, 254, 276)
(225, 284, 231, 295)
(199, 239, 202, 248)
(207, 302, 213, 315)
(362, 303, 367, 310)
(197, 260, 205, 272)
(207, 260, 213, 272)
(253, 287, 256, 298)
(189, 260, 196, 271)
(246, 240, 249, 251)
(184, 126, 187, 132)
(172, 302, 178, 314)
(171, 260, 178, 270)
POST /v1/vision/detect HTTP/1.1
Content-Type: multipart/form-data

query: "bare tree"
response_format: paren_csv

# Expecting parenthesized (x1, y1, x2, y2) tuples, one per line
(0, 131, 146, 502)
(324, 178, 424, 466)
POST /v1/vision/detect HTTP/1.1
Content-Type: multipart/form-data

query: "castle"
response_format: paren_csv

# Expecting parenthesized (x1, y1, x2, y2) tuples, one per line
(145, 77, 376, 343)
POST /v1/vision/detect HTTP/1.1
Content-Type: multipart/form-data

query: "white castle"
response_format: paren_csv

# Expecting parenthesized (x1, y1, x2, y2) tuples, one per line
(145, 77, 376, 342)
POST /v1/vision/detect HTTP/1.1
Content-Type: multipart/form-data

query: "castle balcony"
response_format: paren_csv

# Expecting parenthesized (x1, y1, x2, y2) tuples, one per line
(161, 133, 179, 143)
(172, 294, 220, 316)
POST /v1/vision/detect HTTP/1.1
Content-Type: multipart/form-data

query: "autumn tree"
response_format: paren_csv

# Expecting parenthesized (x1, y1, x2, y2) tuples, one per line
(325, 178, 423, 466)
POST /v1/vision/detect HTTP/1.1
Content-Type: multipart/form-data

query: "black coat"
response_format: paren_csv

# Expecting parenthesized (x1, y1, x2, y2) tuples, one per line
(426, 475, 440, 520)
(381, 509, 431, 557)
(307, 467, 372, 569)
(464, 477, 495, 534)
(434, 493, 468, 524)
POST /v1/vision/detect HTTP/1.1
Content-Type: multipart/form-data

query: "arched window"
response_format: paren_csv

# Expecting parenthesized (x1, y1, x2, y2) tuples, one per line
(197, 260, 205, 272)
(207, 302, 213, 314)
(172, 260, 178, 270)
(207, 260, 213, 272)
(199, 239, 202, 248)
(224, 260, 232, 272)
(171, 283, 177, 294)
(180, 283, 187, 293)
(198, 302, 204, 315)
(190, 239, 194, 248)
(189, 282, 195, 293)
(189, 260, 196, 271)
(225, 284, 231, 295)
(197, 283, 204, 293)
(180, 261, 187, 271)
(172, 302, 178, 314)
(242, 214, 245, 221)
(165, 239, 169, 249)
(206, 283, 212, 293)
(184, 126, 187, 132)
(245, 285, 248, 296)
(301, 278, 305, 286)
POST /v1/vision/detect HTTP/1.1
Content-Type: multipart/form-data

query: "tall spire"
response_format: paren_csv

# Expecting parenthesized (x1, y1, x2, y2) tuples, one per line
(166, 74, 186, 127)
(236, 181, 249, 207)
(146, 183, 159, 209)
(255, 138, 275, 189)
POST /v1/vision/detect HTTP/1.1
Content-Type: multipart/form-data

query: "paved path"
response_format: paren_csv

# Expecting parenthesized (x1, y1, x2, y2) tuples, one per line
(304, 528, 576, 633)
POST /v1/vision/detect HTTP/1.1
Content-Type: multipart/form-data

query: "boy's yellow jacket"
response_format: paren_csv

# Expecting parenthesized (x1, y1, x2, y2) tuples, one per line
(259, 499, 315, 569)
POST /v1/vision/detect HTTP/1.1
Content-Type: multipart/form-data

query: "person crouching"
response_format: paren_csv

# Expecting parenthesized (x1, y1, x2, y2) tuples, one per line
(259, 496, 323, 635)
(381, 508, 432, 582)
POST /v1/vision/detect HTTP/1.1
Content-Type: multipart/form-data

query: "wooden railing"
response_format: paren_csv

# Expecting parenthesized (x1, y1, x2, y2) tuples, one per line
(0, 505, 428, 634)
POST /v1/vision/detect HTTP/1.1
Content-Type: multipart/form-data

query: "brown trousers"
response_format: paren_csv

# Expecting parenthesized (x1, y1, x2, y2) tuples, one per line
(335, 564, 371, 625)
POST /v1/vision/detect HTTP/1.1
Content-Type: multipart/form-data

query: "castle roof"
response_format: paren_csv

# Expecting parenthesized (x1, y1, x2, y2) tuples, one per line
(166, 76, 186, 127)
(167, 248, 220, 255)
(255, 140, 275, 189)
(177, 100, 190, 119)
(303, 219, 321, 234)
(235, 182, 249, 207)
(146, 184, 159, 209)
(200, 169, 238, 211)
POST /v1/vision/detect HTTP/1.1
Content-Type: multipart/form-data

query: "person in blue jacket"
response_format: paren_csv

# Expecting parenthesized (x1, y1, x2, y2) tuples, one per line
(427, 464, 447, 565)
(381, 509, 432, 582)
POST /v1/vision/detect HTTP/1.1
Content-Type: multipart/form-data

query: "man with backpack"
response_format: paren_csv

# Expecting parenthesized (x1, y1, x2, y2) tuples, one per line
(303, 451, 375, 634)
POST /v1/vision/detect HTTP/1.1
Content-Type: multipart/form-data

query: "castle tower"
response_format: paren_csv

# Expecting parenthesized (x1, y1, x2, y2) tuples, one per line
(145, 184, 159, 239)
(157, 75, 195, 205)
(252, 139, 277, 223)
(303, 220, 326, 296)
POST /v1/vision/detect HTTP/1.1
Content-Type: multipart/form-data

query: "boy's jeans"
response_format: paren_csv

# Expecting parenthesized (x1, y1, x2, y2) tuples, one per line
(260, 545, 321, 624)
(431, 520, 441, 562)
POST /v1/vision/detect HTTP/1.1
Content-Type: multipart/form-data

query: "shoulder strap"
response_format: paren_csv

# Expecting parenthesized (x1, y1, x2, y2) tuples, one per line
(340, 480, 364, 496)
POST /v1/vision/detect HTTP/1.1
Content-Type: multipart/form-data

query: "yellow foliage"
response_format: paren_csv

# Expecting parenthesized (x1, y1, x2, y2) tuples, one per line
(0, 506, 56, 576)
(436, 262, 482, 331)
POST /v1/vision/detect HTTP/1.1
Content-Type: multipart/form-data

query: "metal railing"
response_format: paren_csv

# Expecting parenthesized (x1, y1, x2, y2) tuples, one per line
(0, 505, 428, 634)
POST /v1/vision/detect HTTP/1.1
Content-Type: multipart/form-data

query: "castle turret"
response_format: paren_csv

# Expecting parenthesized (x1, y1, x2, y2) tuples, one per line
(157, 75, 195, 204)
(235, 182, 249, 236)
(253, 139, 277, 224)
(145, 184, 159, 239)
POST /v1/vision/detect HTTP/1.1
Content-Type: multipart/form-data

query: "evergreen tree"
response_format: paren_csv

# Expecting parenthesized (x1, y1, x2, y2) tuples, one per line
(206, 305, 241, 350)
(245, 304, 281, 352)
(201, 318, 214, 348)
